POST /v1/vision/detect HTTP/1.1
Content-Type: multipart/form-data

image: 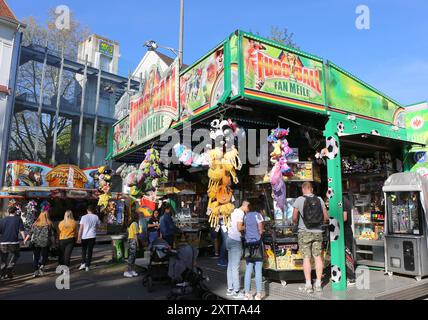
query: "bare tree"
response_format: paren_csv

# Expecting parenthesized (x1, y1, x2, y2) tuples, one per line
(10, 9, 89, 164)
(253, 26, 299, 49)
(269, 26, 298, 49)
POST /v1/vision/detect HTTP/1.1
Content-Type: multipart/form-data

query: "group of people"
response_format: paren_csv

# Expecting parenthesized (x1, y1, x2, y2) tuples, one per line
(0, 205, 101, 279)
(123, 203, 180, 278)
(217, 181, 355, 299)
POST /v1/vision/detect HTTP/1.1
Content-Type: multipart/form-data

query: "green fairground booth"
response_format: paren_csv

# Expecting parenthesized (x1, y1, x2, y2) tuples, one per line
(108, 30, 427, 291)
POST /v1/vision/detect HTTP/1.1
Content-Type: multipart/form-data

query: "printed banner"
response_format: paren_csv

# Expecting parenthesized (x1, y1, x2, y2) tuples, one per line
(180, 47, 225, 115)
(328, 65, 404, 125)
(113, 116, 130, 156)
(243, 37, 325, 107)
(5, 161, 52, 187)
(129, 59, 179, 146)
(5, 161, 101, 190)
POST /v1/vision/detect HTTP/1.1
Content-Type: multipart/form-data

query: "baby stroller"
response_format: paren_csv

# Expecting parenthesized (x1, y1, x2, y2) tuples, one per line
(166, 244, 216, 300)
(142, 238, 171, 292)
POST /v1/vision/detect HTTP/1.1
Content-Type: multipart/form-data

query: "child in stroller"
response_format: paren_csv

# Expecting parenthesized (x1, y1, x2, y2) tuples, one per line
(167, 236, 214, 300)
(143, 236, 213, 299)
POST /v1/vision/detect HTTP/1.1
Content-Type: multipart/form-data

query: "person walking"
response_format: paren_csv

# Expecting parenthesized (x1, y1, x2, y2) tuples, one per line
(160, 205, 179, 247)
(293, 182, 329, 293)
(226, 200, 249, 299)
(58, 210, 78, 267)
(77, 205, 100, 271)
(147, 209, 160, 244)
(0, 206, 27, 279)
(243, 201, 264, 300)
(124, 213, 139, 278)
(27, 210, 54, 277)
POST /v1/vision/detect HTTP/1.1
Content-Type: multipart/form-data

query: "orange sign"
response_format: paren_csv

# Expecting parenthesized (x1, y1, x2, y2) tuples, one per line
(46, 165, 88, 188)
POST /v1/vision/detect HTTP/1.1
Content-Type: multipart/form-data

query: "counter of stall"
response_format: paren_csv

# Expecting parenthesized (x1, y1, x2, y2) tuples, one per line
(173, 206, 213, 250)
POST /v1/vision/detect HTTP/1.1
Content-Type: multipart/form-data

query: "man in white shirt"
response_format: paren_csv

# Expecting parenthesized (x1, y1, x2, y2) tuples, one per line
(77, 206, 100, 271)
(226, 200, 249, 299)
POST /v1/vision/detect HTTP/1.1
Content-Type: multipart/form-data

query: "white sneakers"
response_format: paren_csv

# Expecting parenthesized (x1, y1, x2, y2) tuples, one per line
(226, 288, 234, 296)
(123, 270, 139, 278)
(78, 264, 86, 271)
(232, 291, 245, 299)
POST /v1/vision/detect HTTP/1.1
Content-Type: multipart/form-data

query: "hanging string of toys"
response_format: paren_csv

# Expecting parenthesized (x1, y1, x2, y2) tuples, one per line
(206, 118, 242, 228)
(267, 127, 294, 212)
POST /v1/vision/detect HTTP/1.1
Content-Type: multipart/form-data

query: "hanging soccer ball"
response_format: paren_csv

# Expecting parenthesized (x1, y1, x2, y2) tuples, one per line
(331, 265, 342, 283)
(326, 136, 339, 159)
(329, 217, 340, 241)
(371, 130, 380, 136)
(337, 122, 345, 134)
(326, 187, 334, 199)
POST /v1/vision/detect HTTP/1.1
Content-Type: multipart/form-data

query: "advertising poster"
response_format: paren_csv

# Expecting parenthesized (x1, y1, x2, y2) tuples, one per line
(405, 104, 428, 177)
(5, 161, 52, 187)
(129, 59, 179, 146)
(328, 65, 404, 125)
(243, 37, 325, 107)
(113, 116, 130, 156)
(180, 47, 225, 115)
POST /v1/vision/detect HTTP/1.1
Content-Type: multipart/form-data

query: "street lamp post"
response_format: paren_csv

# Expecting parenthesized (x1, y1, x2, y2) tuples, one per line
(179, 0, 184, 67)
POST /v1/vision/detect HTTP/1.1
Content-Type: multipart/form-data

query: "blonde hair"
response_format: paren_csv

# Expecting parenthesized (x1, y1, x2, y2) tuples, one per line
(302, 182, 313, 191)
(34, 210, 52, 227)
(63, 210, 75, 226)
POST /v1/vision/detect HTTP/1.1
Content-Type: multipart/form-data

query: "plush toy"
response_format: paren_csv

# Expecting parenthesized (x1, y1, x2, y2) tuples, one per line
(267, 127, 294, 213)
(267, 127, 289, 143)
(22, 200, 37, 230)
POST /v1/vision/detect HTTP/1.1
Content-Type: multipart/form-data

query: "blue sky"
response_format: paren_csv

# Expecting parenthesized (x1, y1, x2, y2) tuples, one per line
(9, 0, 428, 105)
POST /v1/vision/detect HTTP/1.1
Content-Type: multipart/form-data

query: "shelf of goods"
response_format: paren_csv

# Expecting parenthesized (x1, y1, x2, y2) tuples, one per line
(262, 222, 330, 277)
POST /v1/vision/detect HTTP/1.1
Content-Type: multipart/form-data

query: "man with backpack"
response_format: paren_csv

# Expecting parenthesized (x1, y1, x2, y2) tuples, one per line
(292, 182, 329, 293)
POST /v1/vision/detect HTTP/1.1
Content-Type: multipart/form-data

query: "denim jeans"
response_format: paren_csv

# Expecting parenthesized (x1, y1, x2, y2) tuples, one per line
(218, 228, 228, 265)
(244, 260, 263, 294)
(0, 244, 20, 275)
(226, 237, 242, 292)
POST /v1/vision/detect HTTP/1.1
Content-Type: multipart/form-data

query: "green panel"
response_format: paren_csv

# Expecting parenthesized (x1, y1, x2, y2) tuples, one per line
(241, 34, 325, 107)
(324, 117, 347, 291)
(229, 32, 240, 99)
(329, 111, 407, 140)
(327, 63, 404, 125)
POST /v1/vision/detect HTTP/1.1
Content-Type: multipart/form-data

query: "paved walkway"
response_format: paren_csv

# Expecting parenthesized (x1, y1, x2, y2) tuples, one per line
(200, 258, 428, 300)
(0, 244, 170, 300)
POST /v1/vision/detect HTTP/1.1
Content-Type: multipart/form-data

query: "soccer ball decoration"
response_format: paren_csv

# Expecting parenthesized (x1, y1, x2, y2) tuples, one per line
(371, 130, 380, 136)
(326, 136, 339, 159)
(337, 122, 345, 134)
(326, 187, 334, 199)
(329, 217, 340, 241)
(331, 265, 342, 283)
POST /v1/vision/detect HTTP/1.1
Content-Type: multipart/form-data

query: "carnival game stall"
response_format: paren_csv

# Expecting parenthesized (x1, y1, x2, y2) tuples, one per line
(109, 30, 422, 291)
(1, 161, 127, 237)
